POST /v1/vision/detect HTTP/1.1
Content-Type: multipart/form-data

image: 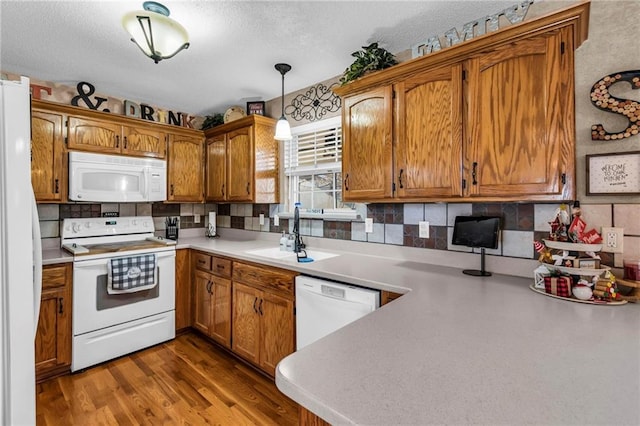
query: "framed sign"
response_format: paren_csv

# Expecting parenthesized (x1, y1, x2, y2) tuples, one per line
(586, 151, 640, 195)
(246, 101, 265, 116)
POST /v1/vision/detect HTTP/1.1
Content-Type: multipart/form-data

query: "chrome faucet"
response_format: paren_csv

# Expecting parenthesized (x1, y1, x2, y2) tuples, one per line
(293, 203, 305, 253)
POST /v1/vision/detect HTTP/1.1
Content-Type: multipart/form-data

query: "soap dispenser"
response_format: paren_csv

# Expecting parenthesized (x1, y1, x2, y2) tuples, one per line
(279, 231, 287, 251)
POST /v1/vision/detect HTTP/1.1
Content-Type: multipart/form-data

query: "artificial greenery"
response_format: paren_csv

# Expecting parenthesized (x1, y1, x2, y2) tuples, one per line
(200, 113, 224, 130)
(340, 42, 398, 85)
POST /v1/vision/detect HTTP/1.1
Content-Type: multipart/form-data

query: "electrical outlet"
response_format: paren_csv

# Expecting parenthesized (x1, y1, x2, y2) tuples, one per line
(419, 221, 430, 238)
(274, 215, 279, 226)
(194, 214, 200, 223)
(601, 227, 623, 253)
(259, 214, 265, 225)
(365, 218, 373, 233)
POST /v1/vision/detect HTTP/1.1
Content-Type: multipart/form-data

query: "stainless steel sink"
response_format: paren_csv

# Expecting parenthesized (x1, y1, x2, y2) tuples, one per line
(245, 247, 339, 262)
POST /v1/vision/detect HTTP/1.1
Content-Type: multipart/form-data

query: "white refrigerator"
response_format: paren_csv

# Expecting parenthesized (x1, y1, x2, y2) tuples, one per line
(0, 76, 41, 424)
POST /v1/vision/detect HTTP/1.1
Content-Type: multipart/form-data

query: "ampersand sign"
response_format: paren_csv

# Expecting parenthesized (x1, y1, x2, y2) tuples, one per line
(71, 81, 110, 112)
(590, 70, 640, 141)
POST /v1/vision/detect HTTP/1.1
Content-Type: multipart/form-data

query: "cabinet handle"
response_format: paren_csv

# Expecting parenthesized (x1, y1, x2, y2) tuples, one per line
(253, 297, 258, 313)
(246, 182, 250, 195)
(206, 280, 212, 294)
(123, 136, 128, 149)
(59, 297, 63, 314)
(398, 169, 404, 189)
(198, 259, 206, 265)
(344, 174, 349, 191)
(170, 184, 174, 196)
(258, 299, 264, 316)
(115, 135, 120, 148)
(54, 178, 59, 194)
(472, 162, 478, 185)
(221, 184, 225, 198)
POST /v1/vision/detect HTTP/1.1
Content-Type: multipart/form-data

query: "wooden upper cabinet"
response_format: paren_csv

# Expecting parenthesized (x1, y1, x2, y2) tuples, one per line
(204, 115, 279, 204)
(341, 86, 393, 201)
(205, 134, 227, 200)
(464, 28, 573, 200)
(395, 64, 464, 199)
(31, 110, 65, 202)
(334, 2, 587, 202)
(122, 125, 166, 158)
(167, 133, 204, 202)
(67, 116, 121, 154)
(227, 126, 254, 202)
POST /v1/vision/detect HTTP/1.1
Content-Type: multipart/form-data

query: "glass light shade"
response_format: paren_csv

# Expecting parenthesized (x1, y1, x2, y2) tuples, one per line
(275, 117, 292, 141)
(122, 8, 189, 63)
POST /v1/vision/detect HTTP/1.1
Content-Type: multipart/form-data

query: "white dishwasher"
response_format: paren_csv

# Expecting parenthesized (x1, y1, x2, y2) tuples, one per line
(295, 275, 380, 350)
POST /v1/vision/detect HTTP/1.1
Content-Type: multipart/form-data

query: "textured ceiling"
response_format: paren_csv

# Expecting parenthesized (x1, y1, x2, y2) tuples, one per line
(1, 1, 516, 116)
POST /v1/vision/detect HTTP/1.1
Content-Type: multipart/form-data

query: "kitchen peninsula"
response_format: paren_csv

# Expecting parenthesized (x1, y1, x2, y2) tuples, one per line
(41, 228, 640, 425)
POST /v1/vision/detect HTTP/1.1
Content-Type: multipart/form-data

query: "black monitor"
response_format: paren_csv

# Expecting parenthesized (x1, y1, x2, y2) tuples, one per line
(452, 216, 501, 276)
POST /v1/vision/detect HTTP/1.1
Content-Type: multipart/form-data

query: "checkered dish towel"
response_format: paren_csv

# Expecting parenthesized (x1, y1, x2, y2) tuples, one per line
(107, 254, 157, 294)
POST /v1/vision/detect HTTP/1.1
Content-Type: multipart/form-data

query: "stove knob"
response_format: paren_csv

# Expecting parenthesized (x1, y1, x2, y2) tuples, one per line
(132, 219, 138, 226)
(72, 223, 81, 233)
(143, 221, 150, 227)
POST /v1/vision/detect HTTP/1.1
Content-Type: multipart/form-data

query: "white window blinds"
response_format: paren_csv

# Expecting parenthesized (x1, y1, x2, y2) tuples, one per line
(285, 116, 342, 176)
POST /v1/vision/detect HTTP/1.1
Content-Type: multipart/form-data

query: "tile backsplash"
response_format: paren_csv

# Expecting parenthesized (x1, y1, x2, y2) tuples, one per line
(39, 201, 639, 266)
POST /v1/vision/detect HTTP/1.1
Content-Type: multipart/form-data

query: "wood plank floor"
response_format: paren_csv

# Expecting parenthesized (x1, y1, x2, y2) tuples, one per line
(36, 333, 299, 425)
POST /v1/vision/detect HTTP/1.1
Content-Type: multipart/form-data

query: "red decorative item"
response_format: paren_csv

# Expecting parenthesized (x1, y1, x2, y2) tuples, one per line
(544, 276, 572, 298)
(568, 216, 587, 241)
(580, 229, 603, 244)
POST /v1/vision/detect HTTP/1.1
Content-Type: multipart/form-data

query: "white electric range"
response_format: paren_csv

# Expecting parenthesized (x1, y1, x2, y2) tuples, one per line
(61, 216, 176, 371)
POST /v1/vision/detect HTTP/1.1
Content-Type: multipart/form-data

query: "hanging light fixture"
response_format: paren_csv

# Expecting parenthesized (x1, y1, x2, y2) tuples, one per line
(122, 1, 190, 64)
(274, 63, 292, 141)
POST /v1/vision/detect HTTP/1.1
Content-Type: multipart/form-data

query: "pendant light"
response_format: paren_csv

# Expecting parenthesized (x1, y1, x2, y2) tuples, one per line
(122, 1, 190, 64)
(274, 63, 292, 141)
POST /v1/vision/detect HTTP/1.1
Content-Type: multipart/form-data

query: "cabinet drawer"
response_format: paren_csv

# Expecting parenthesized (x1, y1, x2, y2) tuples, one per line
(212, 257, 232, 278)
(194, 253, 212, 271)
(42, 264, 69, 290)
(232, 262, 296, 297)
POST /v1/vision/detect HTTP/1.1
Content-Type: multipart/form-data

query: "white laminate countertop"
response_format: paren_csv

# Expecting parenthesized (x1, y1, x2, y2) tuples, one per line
(45, 231, 640, 424)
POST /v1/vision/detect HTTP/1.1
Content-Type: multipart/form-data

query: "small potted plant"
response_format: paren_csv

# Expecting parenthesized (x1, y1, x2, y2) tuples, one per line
(200, 113, 224, 130)
(340, 42, 398, 85)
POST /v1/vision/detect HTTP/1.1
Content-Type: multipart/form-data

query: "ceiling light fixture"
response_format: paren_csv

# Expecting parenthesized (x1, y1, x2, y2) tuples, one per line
(274, 63, 292, 141)
(122, 1, 189, 64)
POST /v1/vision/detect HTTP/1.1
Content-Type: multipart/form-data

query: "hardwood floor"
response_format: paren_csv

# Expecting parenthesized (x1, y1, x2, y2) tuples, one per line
(36, 333, 299, 425)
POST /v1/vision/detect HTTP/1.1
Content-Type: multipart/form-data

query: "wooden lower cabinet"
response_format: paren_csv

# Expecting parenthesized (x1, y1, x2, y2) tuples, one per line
(231, 262, 296, 376)
(35, 263, 72, 382)
(193, 270, 232, 348)
(381, 290, 403, 305)
(175, 249, 191, 332)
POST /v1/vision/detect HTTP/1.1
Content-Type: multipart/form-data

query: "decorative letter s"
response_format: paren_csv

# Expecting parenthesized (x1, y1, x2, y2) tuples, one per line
(590, 70, 640, 141)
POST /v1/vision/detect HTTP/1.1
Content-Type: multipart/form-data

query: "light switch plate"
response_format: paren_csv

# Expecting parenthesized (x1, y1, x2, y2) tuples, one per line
(274, 215, 280, 227)
(194, 214, 200, 223)
(419, 221, 429, 238)
(365, 218, 373, 233)
(259, 214, 265, 225)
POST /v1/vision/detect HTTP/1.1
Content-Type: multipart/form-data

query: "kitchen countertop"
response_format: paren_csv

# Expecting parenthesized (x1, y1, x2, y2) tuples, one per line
(47, 231, 640, 424)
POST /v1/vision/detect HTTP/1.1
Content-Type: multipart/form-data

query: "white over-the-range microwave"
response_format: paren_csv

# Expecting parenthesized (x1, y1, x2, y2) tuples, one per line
(68, 151, 167, 202)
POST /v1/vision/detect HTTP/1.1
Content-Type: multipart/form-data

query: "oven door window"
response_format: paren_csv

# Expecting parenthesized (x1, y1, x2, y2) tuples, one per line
(96, 269, 160, 311)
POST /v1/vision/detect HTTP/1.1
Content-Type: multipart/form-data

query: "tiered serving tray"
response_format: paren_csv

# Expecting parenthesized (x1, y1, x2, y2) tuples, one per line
(529, 284, 627, 305)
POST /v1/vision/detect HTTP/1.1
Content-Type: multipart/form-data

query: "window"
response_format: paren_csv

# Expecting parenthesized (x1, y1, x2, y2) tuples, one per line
(284, 117, 353, 213)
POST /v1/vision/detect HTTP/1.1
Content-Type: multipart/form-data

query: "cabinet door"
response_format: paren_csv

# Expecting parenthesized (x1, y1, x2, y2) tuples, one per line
(210, 276, 232, 349)
(122, 125, 166, 158)
(175, 249, 191, 331)
(259, 292, 294, 376)
(192, 270, 212, 335)
(205, 134, 227, 201)
(465, 29, 573, 199)
(167, 134, 204, 202)
(395, 64, 464, 199)
(232, 282, 261, 365)
(35, 264, 71, 380)
(342, 86, 393, 200)
(67, 116, 122, 154)
(226, 126, 254, 202)
(31, 110, 64, 202)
